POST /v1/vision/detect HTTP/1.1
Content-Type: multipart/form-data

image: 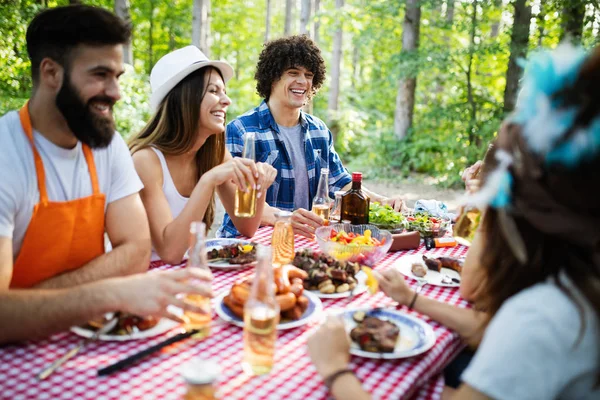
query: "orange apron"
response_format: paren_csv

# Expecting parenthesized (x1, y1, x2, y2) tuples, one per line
(10, 102, 106, 288)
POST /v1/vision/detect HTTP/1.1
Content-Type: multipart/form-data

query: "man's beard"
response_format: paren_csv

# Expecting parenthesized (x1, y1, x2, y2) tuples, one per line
(55, 75, 116, 149)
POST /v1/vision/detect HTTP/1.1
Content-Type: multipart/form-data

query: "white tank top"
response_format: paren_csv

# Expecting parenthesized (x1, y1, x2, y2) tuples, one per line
(150, 147, 189, 261)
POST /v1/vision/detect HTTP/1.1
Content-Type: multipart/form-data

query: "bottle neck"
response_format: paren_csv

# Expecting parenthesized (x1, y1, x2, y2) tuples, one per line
(351, 180, 362, 191)
(316, 171, 329, 197)
(188, 232, 207, 268)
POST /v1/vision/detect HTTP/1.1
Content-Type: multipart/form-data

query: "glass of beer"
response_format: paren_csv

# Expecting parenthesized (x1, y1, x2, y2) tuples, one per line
(271, 211, 295, 266)
(184, 222, 212, 340)
(235, 132, 257, 218)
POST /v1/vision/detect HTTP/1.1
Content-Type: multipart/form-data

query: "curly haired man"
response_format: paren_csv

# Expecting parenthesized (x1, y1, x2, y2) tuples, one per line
(218, 35, 403, 238)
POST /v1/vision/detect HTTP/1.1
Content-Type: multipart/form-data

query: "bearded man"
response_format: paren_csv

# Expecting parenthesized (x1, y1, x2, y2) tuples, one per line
(0, 5, 151, 290)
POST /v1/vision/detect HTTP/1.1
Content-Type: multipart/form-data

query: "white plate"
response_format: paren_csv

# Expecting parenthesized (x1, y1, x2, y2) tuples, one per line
(206, 239, 257, 270)
(394, 254, 461, 288)
(309, 271, 368, 299)
(71, 318, 180, 341)
(215, 290, 323, 330)
(340, 308, 436, 359)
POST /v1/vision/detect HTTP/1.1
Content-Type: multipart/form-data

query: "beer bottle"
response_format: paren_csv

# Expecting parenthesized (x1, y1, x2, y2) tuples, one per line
(311, 168, 331, 222)
(184, 222, 212, 339)
(235, 132, 257, 218)
(340, 172, 370, 225)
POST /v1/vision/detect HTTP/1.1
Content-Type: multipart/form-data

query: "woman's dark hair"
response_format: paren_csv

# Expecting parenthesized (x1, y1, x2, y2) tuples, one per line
(129, 67, 226, 228)
(26, 5, 131, 85)
(476, 47, 600, 384)
(255, 35, 326, 101)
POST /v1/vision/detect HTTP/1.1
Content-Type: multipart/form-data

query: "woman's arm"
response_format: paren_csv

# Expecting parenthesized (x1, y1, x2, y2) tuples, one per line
(374, 269, 486, 348)
(132, 149, 217, 264)
(217, 150, 277, 238)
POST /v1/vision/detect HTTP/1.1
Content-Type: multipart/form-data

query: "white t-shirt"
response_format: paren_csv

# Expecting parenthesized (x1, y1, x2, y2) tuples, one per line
(0, 110, 143, 260)
(463, 275, 600, 399)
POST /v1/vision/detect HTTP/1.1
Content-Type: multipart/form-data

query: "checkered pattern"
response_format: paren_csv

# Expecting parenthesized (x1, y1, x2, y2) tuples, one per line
(0, 227, 469, 400)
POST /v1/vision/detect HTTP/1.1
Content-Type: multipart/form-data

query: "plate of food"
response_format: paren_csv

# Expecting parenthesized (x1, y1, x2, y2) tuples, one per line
(394, 254, 463, 287)
(216, 266, 323, 330)
(339, 308, 436, 359)
(205, 239, 258, 269)
(71, 312, 179, 341)
(292, 248, 368, 298)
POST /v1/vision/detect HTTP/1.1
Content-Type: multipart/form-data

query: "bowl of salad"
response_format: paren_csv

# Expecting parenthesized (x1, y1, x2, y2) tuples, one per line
(403, 211, 451, 238)
(315, 223, 393, 266)
(369, 202, 407, 233)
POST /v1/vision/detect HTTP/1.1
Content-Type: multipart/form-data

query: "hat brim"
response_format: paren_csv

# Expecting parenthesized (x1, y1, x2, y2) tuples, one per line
(150, 60, 234, 111)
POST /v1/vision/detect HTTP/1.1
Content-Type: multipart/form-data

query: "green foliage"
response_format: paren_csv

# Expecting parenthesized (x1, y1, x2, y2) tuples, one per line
(0, 0, 597, 188)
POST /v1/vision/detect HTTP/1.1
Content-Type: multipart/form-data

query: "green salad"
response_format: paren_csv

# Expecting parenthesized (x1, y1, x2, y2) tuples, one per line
(404, 212, 449, 237)
(369, 202, 405, 230)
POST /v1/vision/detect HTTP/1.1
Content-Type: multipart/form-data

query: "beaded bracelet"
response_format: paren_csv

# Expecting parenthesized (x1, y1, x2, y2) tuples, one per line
(324, 368, 354, 390)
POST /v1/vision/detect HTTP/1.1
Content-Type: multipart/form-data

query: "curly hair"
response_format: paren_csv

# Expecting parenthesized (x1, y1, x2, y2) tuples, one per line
(255, 35, 326, 101)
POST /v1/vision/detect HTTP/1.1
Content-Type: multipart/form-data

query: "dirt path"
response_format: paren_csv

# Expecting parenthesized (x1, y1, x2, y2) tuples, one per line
(209, 179, 464, 237)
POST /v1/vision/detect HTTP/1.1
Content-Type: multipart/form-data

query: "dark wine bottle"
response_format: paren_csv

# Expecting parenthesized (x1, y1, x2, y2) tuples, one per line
(340, 172, 370, 225)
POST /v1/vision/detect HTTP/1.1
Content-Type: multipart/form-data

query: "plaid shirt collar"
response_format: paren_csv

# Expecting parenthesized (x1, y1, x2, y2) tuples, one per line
(256, 100, 309, 133)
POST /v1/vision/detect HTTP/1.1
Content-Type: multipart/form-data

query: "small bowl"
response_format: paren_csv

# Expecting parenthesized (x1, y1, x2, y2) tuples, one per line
(403, 212, 451, 238)
(314, 224, 393, 266)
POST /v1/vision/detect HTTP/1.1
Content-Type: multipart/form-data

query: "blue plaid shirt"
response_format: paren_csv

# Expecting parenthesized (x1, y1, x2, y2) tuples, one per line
(217, 101, 352, 238)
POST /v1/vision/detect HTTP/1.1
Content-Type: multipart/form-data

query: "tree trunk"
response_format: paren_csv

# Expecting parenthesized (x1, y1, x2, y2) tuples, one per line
(490, 0, 502, 38)
(300, 0, 311, 35)
(560, 0, 585, 43)
(265, 0, 272, 42)
(285, 0, 293, 36)
(393, 0, 421, 140)
(466, 0, 478, 145)
(192, 0, 210, 55)
(313, 0, 321, 44)
(446, 0, 455, 24)
(352, 43, 360, 89)
(328, 0, 343, 122)
(114, 0, 133, 65)
(148, 0, 155, 74)
(503, 0, 531, 113)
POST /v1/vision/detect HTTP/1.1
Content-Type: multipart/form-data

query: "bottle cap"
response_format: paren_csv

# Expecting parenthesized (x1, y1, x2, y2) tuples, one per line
(351, 172, 363, 182)
(180, 358, 220, 385)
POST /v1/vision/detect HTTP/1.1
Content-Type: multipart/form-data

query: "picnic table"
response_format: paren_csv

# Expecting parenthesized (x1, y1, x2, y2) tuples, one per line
(0, 226, 469, 399)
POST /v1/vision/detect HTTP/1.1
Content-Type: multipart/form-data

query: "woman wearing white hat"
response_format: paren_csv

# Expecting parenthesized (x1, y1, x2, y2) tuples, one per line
(129, 46, 277, 265)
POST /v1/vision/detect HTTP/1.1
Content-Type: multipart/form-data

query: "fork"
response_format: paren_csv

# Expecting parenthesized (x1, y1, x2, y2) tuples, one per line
(37, 315, 118, 380)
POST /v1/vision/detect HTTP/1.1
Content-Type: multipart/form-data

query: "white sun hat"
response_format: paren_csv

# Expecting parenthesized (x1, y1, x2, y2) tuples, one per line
(149, 45, 234, 111)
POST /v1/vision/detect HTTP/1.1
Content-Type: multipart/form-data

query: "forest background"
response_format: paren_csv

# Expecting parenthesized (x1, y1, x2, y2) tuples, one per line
(1, 0, 598, 188)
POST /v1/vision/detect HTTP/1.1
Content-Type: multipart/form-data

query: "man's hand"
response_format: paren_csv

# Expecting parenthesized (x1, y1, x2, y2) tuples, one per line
(307, 316, 350, 378)
(462, 161, 483, 193)
(380, 196, 404, 212)
(373, 268, 414, 306)
(291, 208, 324, 238)
(113, 267, 214, 323)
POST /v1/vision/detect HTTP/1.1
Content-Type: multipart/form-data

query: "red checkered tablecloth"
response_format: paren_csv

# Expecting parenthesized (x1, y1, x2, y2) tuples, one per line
(0, 226, 469, 399)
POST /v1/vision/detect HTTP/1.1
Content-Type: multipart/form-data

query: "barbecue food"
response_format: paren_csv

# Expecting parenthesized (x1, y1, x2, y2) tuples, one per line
(422, 255, 442, 272)
(422, 255, 463, 274)
(207, 242, 257, 264)
(85, 312, 159, 335)
(437, 257, 463, 273)
(411, 262, 428, 277)
(292, 248, 362, 294)
(350, 316, 400, 353)
(223, 264, 310, 321)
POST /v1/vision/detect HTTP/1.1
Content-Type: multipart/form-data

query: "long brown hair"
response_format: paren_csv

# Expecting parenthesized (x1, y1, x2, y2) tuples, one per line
(129, 67, 226, 227)
(475, 48, 600, 383)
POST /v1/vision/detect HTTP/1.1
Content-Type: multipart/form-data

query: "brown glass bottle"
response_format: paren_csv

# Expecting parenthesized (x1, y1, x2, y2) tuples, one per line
(340, 172, 370, 224)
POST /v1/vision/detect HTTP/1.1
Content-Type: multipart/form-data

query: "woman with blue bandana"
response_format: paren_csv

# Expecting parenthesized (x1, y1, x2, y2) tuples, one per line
(307, 42, 600, 400)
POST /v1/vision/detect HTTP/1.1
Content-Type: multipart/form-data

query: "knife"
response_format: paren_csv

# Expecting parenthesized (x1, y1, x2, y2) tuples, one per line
(38, 315, 118, 380)
(97, 329, 199, 376)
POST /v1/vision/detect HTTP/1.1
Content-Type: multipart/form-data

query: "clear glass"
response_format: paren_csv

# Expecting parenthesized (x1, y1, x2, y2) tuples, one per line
(330, 190, 345, 223)
(271, 211, 295, 266)
(340, 173, 370, 225)
(235, 132, 257, 218)
(242, 246, 279, 375)
(311, 168, 331, 221)
(184, 222, 211, 339)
